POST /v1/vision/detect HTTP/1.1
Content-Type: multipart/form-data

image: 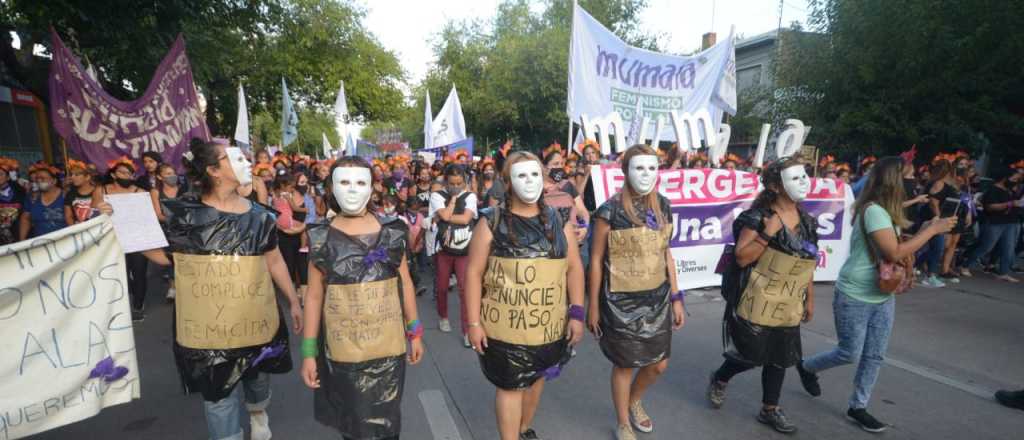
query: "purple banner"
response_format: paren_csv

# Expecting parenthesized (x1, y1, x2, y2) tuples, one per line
(49, 30, 210, 172)
(668, 199, 846, 247)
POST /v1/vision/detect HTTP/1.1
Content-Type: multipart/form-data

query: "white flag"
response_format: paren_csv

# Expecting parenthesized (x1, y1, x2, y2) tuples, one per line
(234, 84, 251, 152)
(345, 132, 357, 156)
(322, 132, 333, 159)
(281, 78, 299, 147)
(334, 81, 349, 149)
(626, 98, 644, 145)
(423, 90, 434, 148)
(431, 86, 467, 147)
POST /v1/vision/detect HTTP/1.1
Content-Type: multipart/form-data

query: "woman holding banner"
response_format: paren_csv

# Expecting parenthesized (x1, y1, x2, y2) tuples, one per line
(299, 156, 424, 440)
(586, 144, 685, 440)
(142, 140, 303, 440)
(708, 156, 818, 434)
(465, 151, 586, 440)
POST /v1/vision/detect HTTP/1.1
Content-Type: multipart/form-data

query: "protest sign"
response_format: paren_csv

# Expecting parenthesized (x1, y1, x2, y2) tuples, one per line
(104, 192, 168, 253)
(173, 254, 279, 349)
(0, 216, 139, 440)
(323, 278, 405, 363)
(607, 227, 670, 292)
(481, 257, 568, 346)
(736, 248, 816, 327)
(568, 3, 736, 142)
(48, 31, 209, 173)
(590, 165, 853, 289)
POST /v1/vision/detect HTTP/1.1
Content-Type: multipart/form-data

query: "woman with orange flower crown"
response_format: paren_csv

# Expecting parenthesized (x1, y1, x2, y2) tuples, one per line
(0, 157, 26, 245)
(19, 161, 66, 240)
(64, 159, 97, 225)
(93, 156, 150, 321)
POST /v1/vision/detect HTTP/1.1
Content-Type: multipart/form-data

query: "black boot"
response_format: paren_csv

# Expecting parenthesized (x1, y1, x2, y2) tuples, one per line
(995, 389, 1024, 410)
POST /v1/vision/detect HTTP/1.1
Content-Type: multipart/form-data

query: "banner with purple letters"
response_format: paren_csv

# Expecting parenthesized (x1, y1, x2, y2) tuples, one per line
(590, 165, 854, 289)
(48, 30, 210, 172)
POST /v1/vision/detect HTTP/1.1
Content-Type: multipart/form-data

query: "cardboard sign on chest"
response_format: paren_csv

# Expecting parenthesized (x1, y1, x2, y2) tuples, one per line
(737, 247, 815, 327)
(323, 277, 406, 363)
(482, 257, 567, 346)
(608, 226, 669, 292)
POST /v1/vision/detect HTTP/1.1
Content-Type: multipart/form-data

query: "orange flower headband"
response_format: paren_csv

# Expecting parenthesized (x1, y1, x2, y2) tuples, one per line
(107, 156, 135, 172)
(1010, 160, 1024, 170)
(860, 155, 877, 166)
(0, 157, 19, 172)
(721, 153, 744, 165)
(689, 152, 708, 163)
(543, 142, 564, 160)
(932, 153, 957, 164)
(954, 150, 970, 160)
(67, 159, 89, 172)
(29, 161, 61, 177)
(252, 163, 273, 175)
(835, 163, 851, 174)
(372, 159, 390, 171)
(818, 154, 835, 167)
(580, 139, 600, 153)
(271, 156, 290, 168)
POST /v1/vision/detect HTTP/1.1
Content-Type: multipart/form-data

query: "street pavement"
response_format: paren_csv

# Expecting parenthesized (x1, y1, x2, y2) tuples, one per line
(29, 265, 1024, 439)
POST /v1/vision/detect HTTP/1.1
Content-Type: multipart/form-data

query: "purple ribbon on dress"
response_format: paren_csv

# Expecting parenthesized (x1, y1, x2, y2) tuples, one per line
(542, 364, 562, 380)
(251, 343, 286, 368)
(364, 247, 388, 268)
(89, 356, 129, 383)
(645, 209, 660, 230)
(802, 240, 818, 257)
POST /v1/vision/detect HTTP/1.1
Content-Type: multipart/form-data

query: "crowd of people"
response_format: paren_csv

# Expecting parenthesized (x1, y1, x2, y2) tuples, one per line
(1, 138, 1023, 440)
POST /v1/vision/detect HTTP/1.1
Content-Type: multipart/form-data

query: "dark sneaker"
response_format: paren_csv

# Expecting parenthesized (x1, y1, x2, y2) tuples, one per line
(131, 309, 145, 323)
(846, 408, 888, 433)
(519, 428, 542, 440)
(796, 361, 822, 397)
(995, 389, 1024, 411)
(757, 407, 797, 434)
(707, 372, 727, 409)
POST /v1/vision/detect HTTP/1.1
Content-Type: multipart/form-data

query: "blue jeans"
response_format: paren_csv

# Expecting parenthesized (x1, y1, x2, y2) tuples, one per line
(802, 291, 895, 410)
(924, 233, 946, 275)
(204, 373, 272, 440)
(963, 223, 1020, 275)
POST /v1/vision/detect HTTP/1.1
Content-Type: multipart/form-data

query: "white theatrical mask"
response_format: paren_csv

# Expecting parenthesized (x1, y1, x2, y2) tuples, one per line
(225, 147, 252, 186)
(627, 155, 659, 196)
(332, 167, 373, 216)
(510, 160, 544, 204)
(781, 164, 811, 201)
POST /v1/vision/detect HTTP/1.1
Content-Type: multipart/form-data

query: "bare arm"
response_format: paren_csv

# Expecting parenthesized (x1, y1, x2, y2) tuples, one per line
(64, 205, 76, 226)
(573, 195, 590, 223)
(563, 221, 585, 308)
(18, 211, 31, 241)
(870, 217, 953, 262)
(586, 218, 609, 334)
(303, 262, 325, 342)
(265, 246, 303, 333)
(151, 189, 167, 222)
(735, 227, 767, 268)
(464, 219, 493, 353)
(142, 248, 172, 266)
(397, 254, 423, 364)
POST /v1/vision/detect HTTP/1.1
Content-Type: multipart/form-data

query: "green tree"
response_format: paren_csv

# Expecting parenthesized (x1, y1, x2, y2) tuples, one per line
(776, 0, 1024, 161)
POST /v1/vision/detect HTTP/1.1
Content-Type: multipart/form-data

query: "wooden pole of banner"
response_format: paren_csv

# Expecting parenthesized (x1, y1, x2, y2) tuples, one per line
(566, 0, 578, 151)
(61, 139, 70, 171)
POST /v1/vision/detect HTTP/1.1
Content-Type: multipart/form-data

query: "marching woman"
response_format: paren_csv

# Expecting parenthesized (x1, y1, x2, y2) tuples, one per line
(708, 156, 818, 434)
(92, 157, 149, 321)
(464, 151, 586, 440)
(587, 144, 685, 440)
(142, 141, 303, 440)
(300, 157, 424, 440)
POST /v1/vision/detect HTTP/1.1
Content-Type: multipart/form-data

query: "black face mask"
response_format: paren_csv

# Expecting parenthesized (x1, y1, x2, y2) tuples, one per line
(296, 185, 308, 195)
(115, 178, 134, 188)
(548, 168, 567, 183)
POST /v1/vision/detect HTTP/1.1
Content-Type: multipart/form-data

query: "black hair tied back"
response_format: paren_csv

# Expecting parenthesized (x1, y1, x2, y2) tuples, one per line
(184, 138, 221, 195)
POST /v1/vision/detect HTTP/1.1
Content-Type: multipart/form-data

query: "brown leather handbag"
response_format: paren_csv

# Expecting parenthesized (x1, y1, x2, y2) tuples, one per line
(860, 209, 915, 294)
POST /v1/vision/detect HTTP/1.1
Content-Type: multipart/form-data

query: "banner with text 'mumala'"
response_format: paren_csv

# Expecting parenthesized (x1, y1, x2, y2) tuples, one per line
(0, 216, 139, 440)
(590, 165, 854, 290)
(568, 4, 737, 134)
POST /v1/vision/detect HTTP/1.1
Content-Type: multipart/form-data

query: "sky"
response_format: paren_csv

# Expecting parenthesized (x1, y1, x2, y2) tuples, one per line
(364, 0, 812, 89)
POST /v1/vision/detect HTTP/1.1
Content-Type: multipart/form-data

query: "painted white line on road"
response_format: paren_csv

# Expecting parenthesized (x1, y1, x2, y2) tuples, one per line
(419, 389, 464, 440)
(813, 334, 994, 400)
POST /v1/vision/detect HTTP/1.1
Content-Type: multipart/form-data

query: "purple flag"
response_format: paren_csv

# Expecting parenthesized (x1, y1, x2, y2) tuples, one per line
(48, 29, 210, 172)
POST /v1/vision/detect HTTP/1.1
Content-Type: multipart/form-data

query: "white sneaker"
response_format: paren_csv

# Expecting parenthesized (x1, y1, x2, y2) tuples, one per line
(449, 275, 457, 288)
(997, 274, 1020, 283)
(439, 319, 452, 333)
(165, 287, 176, 300)
(463, 335, 471, 348)
(921, 275, 946, 288)
(250, 411, 271, 440)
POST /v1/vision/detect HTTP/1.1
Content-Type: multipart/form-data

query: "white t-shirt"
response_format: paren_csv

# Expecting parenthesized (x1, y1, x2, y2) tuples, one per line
(427, 189, 478, 255)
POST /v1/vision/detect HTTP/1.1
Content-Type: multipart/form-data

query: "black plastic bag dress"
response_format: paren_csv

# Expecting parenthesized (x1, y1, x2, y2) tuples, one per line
(478, 206, 572, 390)
(162, 197, 293, 402)
(721, 207, 819, 369)
(594, 194, 673, 368)
(308, 215, 410, 439)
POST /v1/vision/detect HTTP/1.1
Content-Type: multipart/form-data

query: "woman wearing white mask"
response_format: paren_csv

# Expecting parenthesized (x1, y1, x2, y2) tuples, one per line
(141, 141, 303, 440)
(465, 151, 586, 440)
(300, 157, 424, 440)
(707, 156, 818, 434)
(587, 144, 685, 440)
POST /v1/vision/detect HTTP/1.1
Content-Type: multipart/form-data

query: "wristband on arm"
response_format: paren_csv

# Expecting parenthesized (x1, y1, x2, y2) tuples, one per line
(301, 337, 318, 359)
(406, 319, 424, 340)
(670, 290, 686, 303)
(568, 304, 585, 322)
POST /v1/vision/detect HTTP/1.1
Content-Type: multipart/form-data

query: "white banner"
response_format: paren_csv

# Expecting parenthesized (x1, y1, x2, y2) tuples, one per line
(568, 4, 737, 136)
(0, 216, 140, 440)
(590, 165, 853, 289)
(432, 86, 467, 147)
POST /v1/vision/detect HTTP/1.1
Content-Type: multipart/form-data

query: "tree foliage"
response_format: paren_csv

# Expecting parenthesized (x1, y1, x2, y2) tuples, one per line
(776, 0, 1024, 160)
(1, 0, 405, 144)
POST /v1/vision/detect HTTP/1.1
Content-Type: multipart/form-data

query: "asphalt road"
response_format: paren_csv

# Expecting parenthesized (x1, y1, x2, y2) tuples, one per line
(28, 265, 1024, 440)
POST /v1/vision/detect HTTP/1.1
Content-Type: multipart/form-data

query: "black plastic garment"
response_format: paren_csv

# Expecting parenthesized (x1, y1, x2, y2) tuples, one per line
(308, 215, 410, 439)
(162, 197, 292, 402)
(594, 194, 673, 368)
(720, 206, 819, 369)
(478, 206, 572, 390)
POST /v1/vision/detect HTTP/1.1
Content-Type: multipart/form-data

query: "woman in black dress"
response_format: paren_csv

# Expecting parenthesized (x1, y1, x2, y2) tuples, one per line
(708, 155, 818, 434)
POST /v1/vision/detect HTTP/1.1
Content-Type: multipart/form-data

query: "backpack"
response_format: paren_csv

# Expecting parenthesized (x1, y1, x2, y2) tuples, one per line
(437, 191, 475, 256)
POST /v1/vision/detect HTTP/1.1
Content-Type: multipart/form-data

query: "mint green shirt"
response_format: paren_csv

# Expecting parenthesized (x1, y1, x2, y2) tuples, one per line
(835, 204, 896, 304)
